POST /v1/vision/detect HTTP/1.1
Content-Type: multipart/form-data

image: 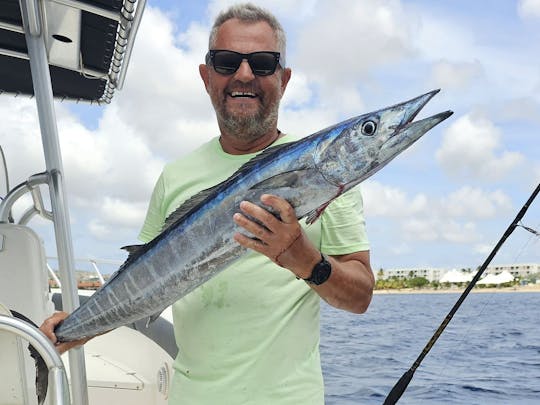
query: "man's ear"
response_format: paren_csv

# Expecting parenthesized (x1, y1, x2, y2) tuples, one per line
(280, 67, 292, 96)
(199, 64, 210, 93)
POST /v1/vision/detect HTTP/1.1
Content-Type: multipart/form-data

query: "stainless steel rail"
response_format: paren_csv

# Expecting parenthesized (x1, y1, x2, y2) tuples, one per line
(0, 314, 70, 405)
(0, 172, 52, 224)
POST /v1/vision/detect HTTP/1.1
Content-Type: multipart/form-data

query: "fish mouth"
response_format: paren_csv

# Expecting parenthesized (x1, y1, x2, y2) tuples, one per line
(389, 109, 453, 148)
(397, 89, 442, 128)
(381, 89, 453, 151)
(408, 110, 454, 131)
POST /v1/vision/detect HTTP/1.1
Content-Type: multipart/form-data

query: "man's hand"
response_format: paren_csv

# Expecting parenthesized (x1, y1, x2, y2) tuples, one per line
(232, 194, 320, 278)
(40, 312, 91, 354)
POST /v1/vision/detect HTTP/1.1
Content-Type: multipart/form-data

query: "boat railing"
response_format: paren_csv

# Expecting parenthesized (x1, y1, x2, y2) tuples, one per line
(0, 314, 70, 405)
(47, 263, 63, 288)
(0, 172, 52, 224)
(0, 170, 122, 289)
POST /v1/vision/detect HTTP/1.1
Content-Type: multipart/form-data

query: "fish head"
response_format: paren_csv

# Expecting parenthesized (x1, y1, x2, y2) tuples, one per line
(313, 89, 453, 189)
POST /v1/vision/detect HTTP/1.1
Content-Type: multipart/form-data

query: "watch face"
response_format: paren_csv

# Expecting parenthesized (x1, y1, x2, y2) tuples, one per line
(308, 255, 331, 285)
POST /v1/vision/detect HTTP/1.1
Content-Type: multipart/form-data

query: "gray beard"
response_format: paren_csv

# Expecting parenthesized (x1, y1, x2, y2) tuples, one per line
(212, 88, 279, 142)
(215, 101, 280, 143)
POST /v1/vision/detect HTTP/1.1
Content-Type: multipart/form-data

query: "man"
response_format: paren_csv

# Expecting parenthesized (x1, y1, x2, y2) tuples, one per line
(42, 3, 374, 404)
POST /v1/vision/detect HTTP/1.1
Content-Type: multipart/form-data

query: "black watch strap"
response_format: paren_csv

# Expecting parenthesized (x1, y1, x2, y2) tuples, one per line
(303, 253, 332, 285)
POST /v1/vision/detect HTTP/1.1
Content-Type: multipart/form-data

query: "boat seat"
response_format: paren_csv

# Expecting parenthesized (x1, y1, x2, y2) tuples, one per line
(0, 224, 54, 405)
(0, 223, 54, 325)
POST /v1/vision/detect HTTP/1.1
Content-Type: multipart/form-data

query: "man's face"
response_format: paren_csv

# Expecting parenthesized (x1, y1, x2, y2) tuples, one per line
(200, 19, 291, 142)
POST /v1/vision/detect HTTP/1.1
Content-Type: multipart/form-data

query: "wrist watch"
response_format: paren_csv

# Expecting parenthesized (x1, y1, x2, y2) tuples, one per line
(303, 253, 332, 285)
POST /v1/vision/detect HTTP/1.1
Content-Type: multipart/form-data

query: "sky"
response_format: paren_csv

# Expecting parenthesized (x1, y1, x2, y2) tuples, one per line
(1, 0, 539, 274)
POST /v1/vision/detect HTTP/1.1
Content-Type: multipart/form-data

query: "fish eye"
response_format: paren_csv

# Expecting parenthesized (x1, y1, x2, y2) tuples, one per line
(361, 120, 377, 136)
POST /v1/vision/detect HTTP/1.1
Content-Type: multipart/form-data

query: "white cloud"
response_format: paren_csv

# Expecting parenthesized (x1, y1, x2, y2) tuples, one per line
(415, 7, 539, 101)
(414, 13, 475, 62)
(497, 97, 540, 124)
(114, 7, 217, 160)
(440, 220, 479, 244)
(207, 0, 318, 21)
(388, 243, 412, 256)
(440, 186, 513, 220)
(100, 197, 148, 228)
(362, 181, 428, 218)
(534, 164, 540, 187)
(281, 71, 313, 110)
(88, 197, 149, 239)
(474, 243, 494, 256)
(361, 181, 512, 246)
(402, 215, 482, 244)
(88, 220, 111, 239)
(294, 0, 414, 85)
(401, 218, 439, 241)
(436, 113, 525, 181)
(518, 0, 540, 19)
(430, 59, 484, 90)
(280, 106, 338, 139)
(0, 98, 45, 187)
(400, 216, 481, 244)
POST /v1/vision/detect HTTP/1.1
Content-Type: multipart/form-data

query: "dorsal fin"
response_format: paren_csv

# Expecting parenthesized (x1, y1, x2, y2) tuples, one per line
(105, 243, 149, 283)
(106, 243, 147, 284)
(121, 244, 144, 255)
(120, 243, 146, 261)
(161, 183, 223, 233)
(232, 141, 294, 176)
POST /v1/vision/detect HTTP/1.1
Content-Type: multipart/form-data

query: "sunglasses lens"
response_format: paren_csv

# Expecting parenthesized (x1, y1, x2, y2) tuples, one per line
(249, 53, 278, 76)
(212, 51, 242, 75)
(211, 51, 279, 76)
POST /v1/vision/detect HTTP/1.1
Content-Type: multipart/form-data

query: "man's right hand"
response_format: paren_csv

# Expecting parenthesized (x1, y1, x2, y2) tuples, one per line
(40, 312, 91, 354)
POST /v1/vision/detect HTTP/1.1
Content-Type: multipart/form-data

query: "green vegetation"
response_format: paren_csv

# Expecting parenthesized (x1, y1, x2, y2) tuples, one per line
(374, 270, 534, 291)
(375, 276, 431, 290)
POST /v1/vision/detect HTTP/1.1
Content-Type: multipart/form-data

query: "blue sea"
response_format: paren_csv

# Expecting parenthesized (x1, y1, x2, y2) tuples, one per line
(320, 292, 540, 404)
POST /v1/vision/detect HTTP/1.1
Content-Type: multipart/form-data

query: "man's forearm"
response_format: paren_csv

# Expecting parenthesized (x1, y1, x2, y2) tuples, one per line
(310, 252, 374, 313)
(287, 242, 374, 314)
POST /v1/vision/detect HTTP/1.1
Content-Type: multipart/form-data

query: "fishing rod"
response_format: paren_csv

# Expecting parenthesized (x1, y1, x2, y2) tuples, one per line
(383, 182, 540, 405)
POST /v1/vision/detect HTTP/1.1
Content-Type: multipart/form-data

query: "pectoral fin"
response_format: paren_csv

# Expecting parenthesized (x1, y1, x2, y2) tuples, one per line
(304, 201, 332, 225)
(250, 169, 314, 191)
(145, 309, 165, 328)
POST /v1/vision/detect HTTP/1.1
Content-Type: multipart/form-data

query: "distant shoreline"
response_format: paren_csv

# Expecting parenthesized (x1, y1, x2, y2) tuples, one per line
(373, 284, 540, 295)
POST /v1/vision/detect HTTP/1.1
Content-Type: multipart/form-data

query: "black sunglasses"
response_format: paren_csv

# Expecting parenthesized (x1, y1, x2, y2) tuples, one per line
(206, 50, 281, 76)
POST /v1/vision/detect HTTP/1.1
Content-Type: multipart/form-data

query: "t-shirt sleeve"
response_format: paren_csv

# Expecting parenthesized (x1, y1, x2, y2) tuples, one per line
(319, 186, 370, 255)
(138, 173, 166, 243)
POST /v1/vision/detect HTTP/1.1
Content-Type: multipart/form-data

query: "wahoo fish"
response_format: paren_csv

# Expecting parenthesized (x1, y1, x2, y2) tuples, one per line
(55, 89, 452, 341)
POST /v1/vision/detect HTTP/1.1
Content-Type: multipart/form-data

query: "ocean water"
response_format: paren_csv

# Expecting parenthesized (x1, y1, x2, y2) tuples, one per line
(320, 292, 540, 404)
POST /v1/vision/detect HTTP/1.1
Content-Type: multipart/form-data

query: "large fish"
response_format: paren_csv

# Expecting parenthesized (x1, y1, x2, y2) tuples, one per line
(55, 89, 452, 341)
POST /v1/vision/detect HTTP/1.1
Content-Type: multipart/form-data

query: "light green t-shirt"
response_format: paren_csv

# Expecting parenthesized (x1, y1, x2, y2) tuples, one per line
(139, 135, 370, 405)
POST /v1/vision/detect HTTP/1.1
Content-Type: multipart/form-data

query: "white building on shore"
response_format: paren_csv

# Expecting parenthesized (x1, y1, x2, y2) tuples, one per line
(376, 267, 446, 282)
(378, 263, 539, 282)
(486, 263, 540, 279)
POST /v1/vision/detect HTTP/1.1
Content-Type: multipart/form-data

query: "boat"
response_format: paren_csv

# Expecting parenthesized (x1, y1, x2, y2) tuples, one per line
(0, 1, 176, 404)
